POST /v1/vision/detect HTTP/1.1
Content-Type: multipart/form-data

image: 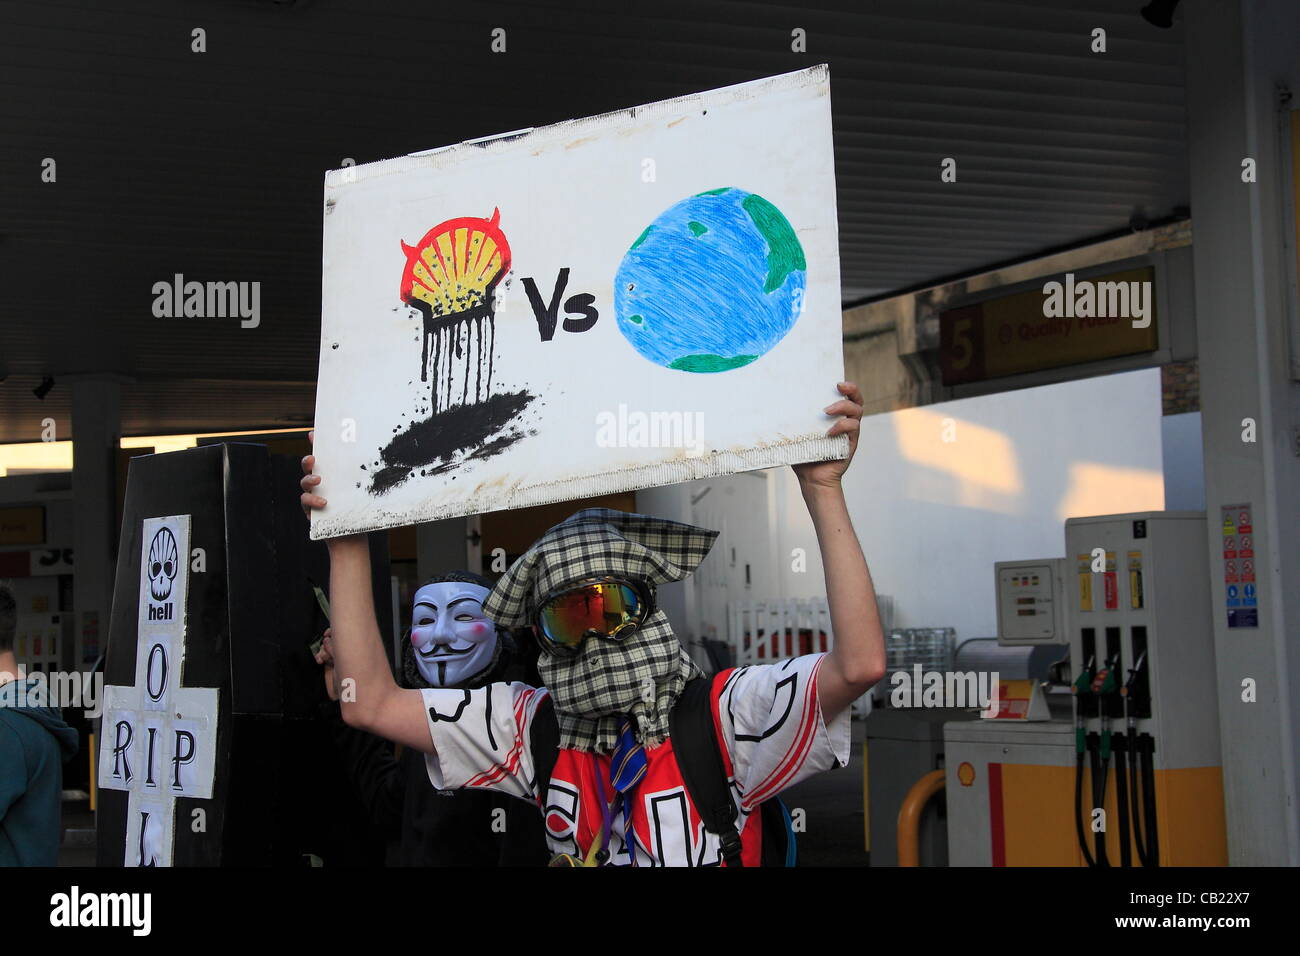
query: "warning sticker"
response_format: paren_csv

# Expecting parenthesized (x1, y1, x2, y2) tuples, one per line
(1076, 553, 1093, 612)
(1103, 551, 1118, 610)
(1127, 550, 1144, 609)
(1222, 503, 1259, 628)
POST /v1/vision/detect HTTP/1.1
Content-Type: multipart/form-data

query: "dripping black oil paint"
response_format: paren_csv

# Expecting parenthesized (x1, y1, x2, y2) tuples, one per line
(371, 208, 536, 494)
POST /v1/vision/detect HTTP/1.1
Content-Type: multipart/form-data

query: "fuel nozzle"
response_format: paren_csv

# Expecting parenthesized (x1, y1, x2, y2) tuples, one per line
(1124, 650, 1148, 729)
(1093, 659, 1119, 759)
(1072, 655, 1096, 754)
(1090, 659, 1117, 697)
(1072, 656, 1095, 697)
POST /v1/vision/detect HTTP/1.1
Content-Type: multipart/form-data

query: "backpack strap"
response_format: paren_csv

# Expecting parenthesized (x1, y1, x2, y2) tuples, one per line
(529, 692, 560, 800)
(669, 675, 745, 867)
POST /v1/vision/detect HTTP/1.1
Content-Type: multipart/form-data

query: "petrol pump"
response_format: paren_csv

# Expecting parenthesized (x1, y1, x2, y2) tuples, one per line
(944, 511, 1228, 866)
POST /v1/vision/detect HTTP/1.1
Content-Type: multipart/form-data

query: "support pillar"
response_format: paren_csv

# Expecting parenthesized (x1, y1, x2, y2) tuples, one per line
(1184, 0, 1300, 865)
(69, 375, 122, 667)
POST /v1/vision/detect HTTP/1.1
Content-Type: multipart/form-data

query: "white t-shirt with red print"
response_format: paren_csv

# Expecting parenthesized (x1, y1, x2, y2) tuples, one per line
(420, 652, 851, 866)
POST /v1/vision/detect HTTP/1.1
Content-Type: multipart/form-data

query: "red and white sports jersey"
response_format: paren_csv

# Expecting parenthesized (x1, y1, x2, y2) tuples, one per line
(420, 653, 850, 866)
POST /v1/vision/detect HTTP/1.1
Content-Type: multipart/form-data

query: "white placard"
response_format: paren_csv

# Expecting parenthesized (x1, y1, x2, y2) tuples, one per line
(311, 66, 846, 538)
(98, 512, 220, 866)
(124, 796, 174, 868)
(138, 514, 190, 636)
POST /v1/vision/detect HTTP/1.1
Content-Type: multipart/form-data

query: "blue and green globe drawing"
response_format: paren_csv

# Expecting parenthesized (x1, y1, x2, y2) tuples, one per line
(614, 187, 807, 373)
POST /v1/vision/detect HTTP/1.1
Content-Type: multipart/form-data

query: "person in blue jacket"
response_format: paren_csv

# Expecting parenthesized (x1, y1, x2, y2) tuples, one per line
(0, 582, 80, 866)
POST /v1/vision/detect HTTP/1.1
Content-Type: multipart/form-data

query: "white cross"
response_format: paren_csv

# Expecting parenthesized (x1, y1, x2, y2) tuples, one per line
(97, 515, 219, 867)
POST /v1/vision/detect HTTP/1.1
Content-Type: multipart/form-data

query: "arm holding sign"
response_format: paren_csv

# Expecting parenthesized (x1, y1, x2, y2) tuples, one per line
(300, 440, 436, 754)
(791, 382, 887, 723)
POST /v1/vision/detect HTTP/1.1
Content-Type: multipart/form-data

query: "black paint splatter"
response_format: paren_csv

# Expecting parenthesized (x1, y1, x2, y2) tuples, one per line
(369, 390, 535, 494)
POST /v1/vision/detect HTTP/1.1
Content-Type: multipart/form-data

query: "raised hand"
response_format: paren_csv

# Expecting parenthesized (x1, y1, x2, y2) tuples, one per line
(313, 628, 340, 701)
(300, 429, 327, 518)
(792, 381, 863, 489)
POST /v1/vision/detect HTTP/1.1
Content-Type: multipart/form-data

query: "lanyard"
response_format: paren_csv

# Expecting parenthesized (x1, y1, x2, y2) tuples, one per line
(591, 753, 641, 866)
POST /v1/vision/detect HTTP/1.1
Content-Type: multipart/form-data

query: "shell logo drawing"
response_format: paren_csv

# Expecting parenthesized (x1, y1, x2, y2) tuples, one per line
(367, 209, 536, 497)
(400, 209, 512, 413)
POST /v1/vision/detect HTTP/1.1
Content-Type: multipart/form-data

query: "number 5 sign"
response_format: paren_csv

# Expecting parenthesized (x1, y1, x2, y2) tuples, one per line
(939, 306, 986, 385)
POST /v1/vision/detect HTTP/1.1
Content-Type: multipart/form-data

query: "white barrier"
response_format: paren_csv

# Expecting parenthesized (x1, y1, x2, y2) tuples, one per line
(724, 595, 893, 717)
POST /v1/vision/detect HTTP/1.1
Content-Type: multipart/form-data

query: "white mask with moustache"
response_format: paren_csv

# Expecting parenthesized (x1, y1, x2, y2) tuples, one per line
(409, 582, 498, 688)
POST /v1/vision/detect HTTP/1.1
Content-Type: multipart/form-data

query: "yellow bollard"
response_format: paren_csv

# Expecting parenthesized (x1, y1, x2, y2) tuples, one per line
(897, 769, 945, 867)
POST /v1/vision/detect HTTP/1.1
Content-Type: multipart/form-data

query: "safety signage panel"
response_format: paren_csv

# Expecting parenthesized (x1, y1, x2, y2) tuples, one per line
(1222, 503, 1258, 628)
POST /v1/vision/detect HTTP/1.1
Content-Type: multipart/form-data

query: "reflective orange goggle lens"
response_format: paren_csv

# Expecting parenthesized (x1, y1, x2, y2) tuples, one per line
(536, 582, 645, 650)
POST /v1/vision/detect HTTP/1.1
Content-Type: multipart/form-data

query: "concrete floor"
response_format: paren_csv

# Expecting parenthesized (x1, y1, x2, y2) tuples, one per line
(57, 799, 96, 867)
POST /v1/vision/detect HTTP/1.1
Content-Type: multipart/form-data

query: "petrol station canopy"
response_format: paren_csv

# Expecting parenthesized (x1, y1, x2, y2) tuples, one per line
(0, 0, 1189, 442)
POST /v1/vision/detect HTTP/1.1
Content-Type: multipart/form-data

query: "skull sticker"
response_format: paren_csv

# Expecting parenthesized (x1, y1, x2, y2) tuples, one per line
(148, 527, 179, 601)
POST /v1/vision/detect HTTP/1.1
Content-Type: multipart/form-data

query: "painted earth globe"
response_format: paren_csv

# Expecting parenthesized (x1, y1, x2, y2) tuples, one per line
(614, 187, 807, 373)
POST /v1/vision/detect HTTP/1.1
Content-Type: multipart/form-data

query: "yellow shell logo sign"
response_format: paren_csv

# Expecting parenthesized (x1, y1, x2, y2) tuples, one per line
(367, 209, 538, 497)
(957, 762, 976, 787)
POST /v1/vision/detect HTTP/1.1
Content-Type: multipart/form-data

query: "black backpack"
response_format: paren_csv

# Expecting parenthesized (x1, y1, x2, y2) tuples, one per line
(530, 675, 796, 867)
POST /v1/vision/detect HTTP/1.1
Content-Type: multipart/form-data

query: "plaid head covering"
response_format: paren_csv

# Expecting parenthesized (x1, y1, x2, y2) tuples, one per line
(483, 508, 719, 753)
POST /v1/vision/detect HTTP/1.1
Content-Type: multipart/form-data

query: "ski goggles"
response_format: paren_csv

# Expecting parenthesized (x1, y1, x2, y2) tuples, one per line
(533, 577, 654, 654)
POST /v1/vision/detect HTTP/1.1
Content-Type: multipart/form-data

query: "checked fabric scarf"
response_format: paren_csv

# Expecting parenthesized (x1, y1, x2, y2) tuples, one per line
(483, 508, 718, 753)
